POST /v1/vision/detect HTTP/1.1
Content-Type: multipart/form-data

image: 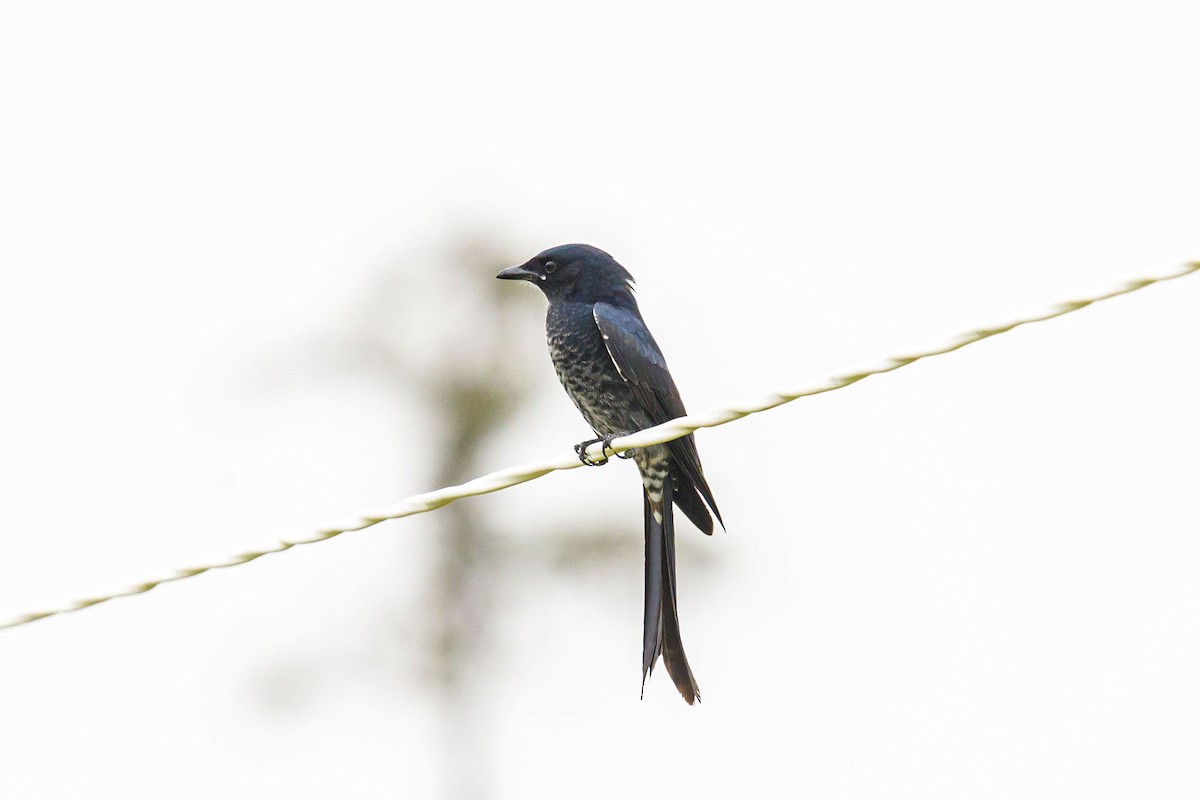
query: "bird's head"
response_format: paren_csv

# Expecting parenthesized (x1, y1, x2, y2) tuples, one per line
(496, 243, 637, 305)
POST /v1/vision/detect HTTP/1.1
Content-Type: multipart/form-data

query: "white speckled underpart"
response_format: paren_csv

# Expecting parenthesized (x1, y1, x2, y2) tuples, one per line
(547, 300, 672, 501)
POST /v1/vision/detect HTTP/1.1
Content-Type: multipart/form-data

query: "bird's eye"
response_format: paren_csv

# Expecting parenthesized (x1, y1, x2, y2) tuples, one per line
(544, 260, 558, 274)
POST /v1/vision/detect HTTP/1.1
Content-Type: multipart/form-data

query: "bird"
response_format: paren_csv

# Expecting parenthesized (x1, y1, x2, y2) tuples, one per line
(497, 243, 723, 704)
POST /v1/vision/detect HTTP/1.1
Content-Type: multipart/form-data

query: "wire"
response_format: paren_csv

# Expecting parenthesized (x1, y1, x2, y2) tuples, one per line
(2, 261, 1196, 631)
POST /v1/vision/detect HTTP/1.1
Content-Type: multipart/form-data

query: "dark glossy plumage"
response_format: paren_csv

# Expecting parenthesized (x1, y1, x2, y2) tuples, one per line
(497, 243, 723, 704)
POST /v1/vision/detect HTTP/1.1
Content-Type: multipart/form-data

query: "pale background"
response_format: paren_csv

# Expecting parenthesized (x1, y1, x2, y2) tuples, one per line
(1, 2, 1198, 798)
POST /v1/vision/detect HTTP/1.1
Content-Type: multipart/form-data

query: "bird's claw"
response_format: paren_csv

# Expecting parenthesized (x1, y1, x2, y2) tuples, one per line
(574, 433, 635, 466)
(575, 437, 609, 466)
(604, 432, 637, 461)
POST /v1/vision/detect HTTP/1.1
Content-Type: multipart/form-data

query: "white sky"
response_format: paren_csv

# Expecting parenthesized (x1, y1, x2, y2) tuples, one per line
(2, 2, 1198, 798)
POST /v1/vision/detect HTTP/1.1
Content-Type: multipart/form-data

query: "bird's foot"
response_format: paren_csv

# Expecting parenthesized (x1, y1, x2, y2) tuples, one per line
(574, 436, 609, 466)
(574, 433, 635, 466)
(611, 432, 635, 459)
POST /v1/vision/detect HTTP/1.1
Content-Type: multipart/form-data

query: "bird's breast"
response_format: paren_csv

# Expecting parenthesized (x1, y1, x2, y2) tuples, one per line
(544, 302, 652, 437)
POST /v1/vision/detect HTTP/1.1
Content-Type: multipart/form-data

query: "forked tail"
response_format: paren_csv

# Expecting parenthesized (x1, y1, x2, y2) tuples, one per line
(642, 478, 700, 704)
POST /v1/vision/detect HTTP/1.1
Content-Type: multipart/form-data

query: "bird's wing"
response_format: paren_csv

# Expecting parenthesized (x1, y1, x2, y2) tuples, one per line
(592, 303, 681, 419)
(592, 303, 723, 530)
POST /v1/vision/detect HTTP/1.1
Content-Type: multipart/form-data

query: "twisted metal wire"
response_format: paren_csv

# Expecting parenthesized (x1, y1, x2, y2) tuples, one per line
(2, 261, 1196, 631)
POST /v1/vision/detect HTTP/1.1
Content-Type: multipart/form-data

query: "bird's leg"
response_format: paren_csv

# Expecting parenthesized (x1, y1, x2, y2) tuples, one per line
(574, 432, 636, 466)
(605, 432, 636, 460)
(574, 436, 609, 466)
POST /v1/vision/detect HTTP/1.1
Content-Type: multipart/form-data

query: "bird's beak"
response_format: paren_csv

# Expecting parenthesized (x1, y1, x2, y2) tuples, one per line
(496, 263, 538, 281)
